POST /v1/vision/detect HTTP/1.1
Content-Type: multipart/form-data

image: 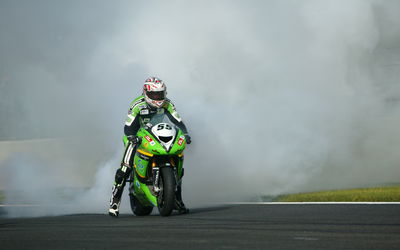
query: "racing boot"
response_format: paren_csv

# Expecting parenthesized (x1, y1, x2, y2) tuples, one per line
(109, 184, 123, 217)
(175, 199, 189, 214)
(174, 185, 189, 214)
(109, 163, 132, 217)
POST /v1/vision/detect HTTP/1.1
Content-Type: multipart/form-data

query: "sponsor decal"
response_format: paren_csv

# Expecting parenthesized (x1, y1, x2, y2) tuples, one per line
(135, 180, 140, 189)
(145, 135, 156, 146)
(139, 153, 150, 160)
(178, 135, 185, 146)
(145, 135, 153, 142)
(125, 114, 135, 126)
(172, 112, 182, 122)
(137, 159, 144, 170)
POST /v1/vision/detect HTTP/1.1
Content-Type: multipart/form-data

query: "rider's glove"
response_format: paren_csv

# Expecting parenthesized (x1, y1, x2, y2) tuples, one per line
(127, 135, 141, 145)
(184, 134, 192, 144)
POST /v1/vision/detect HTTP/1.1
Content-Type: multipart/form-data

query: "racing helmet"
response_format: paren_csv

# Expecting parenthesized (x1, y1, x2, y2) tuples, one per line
(143, 77, 167, 108)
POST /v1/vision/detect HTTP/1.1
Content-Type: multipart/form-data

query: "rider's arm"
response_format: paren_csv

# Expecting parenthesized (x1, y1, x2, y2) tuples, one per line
(124, 117, 140, 136)
(124, 101, 142, 136)
(164, 100, 189, 135)
(168, 113, 188, 135)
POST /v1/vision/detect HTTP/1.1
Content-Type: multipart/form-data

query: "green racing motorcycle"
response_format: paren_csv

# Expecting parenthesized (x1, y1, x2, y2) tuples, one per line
(125, 113, 187, 216)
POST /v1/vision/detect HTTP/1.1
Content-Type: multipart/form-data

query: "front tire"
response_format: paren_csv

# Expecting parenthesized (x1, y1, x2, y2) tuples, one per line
(130, 194, 153, 216)
(157, 167, 175, 216)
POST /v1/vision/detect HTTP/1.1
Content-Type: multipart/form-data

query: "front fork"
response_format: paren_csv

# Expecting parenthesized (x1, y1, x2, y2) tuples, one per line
(152, 167, 161, 193)
(152, 163, 180, 195)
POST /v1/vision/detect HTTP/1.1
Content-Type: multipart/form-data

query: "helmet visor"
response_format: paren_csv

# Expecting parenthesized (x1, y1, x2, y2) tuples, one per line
(146, 90, 166, 101)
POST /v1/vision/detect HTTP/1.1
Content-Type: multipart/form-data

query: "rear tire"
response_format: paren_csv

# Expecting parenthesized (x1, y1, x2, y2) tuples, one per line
(130, 194, 153, 216)
(157, 167, 175, 216)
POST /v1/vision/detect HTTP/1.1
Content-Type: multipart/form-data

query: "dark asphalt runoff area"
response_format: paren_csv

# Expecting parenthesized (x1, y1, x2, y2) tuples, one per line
(0, 204, 399, 250)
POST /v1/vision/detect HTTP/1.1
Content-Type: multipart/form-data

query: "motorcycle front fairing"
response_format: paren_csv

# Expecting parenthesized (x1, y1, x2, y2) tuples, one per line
(129, 113, 186, 207)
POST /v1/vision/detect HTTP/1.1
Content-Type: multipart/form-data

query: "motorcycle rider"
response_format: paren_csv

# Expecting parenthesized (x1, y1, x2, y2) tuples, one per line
(109, 77, 191, 217)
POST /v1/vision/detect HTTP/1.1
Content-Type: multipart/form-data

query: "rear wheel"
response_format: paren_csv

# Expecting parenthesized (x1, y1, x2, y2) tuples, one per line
(157, 167, 175, 216)
(130, 194, 153, 216)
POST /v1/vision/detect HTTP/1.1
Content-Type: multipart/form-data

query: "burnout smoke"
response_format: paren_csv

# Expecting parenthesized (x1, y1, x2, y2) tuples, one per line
(0, 0, 400, 217)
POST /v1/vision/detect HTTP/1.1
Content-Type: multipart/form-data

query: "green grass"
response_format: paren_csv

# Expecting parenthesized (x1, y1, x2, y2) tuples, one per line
(276, 185, 400, 202)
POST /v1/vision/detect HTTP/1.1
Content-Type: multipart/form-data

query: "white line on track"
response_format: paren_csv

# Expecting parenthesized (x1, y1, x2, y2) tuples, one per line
(0, 204, 43, 207)
(225, 202, 400, 205)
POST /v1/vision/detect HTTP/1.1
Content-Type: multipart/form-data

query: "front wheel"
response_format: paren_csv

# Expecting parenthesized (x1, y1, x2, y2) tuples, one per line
(157, 167, 176, 216)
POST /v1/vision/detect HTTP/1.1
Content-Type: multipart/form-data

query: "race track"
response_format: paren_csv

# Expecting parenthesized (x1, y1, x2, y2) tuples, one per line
(1, 204, 399, 249)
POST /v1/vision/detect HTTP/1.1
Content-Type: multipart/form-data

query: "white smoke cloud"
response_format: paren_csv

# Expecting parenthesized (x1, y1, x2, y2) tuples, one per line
(1, 0, 400, 217)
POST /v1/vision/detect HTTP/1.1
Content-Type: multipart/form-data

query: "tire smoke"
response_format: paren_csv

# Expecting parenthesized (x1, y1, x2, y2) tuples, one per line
(1, 0, 400, 217)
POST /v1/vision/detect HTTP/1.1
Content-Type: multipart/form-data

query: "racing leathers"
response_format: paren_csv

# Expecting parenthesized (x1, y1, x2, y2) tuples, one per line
(109, 95, 189, 216)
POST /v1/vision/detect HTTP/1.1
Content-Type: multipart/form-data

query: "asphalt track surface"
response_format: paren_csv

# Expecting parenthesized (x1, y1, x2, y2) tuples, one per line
(1, 204, 399, 250)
